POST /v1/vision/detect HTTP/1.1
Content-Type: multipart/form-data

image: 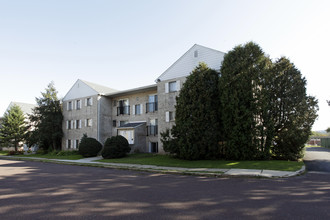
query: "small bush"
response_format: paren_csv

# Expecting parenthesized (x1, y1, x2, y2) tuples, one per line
(56, 151, 80, 156)
(102, 135, 130, 159)
(78, 137, 102, 157)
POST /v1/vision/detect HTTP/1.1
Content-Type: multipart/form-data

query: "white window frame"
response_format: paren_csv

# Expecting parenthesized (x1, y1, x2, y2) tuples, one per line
(76, 100, 81, 110)
(86, 119, 92, 127)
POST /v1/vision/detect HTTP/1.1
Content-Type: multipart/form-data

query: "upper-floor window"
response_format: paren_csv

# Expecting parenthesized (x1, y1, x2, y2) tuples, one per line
(76, 120, 81, 129)
(117, 99, 130, 115)
(76, 100, 81, 110)
(135, 104, 142, 115)
(86, 119, 92, 127)
(165, 80, 180, 93)
(67, 120, 72, 129)
(146, 95, 158, 113)
(166, 111, 175, 122)
(68, 102, 72, 111)
(169, 81, 177, 92)
(87, 98, 92, 106)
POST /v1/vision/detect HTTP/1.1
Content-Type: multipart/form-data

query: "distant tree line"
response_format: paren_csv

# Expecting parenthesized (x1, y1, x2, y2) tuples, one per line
(161, 42, 318, 161)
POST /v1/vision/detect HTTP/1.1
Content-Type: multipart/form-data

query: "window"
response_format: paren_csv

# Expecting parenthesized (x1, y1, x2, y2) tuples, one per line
(76, 120, 81, 129)
(86, 119, 92, 127)
(67, 139, 71, 149)
(117, 99, 130, 115)
(149, 142, 158, 153)
(169, 81, 177, 92)
(87, 98, 92, 106)
(169, 112, 175, 121)
(76, 100, 81, 110)
(68, 102, 72, 111)
(67, 120, 72, 129)
(166, 111, 175, 122)
(75, 140, 79, 149)
(146, 95, 158, 113)
(147, 119, 158, 136)
(194, 50, 198, 58)
(113, 120, 117, 127)
(135, 104, 141, 115)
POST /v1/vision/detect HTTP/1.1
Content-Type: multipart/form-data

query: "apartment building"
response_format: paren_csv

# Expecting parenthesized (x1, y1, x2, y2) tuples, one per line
(62, 44, 225, 153)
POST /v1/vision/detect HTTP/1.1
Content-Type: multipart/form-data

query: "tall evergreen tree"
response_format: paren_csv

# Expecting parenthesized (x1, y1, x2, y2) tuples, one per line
(28, 82, 63, 150)
(219, 42, 271, 160)
(162, 63, 222, 160)
(270, 57, 318, 160)
(0, 105, 27, 151)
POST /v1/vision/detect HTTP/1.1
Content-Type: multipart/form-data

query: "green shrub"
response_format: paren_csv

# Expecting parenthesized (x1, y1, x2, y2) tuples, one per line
(56, 151, 80, 156)
(78, 137, 102, 157)
(102, 135, 130, 159)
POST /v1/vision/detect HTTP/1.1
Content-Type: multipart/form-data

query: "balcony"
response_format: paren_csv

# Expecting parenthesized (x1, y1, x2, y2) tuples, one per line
(117, 106, 130, 116)
(146, 102, 158, 113)
(147, 125, 158, 136)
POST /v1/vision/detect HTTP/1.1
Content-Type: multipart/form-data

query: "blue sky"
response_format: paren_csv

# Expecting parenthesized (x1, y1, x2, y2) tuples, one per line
(0, 0, 329, 130)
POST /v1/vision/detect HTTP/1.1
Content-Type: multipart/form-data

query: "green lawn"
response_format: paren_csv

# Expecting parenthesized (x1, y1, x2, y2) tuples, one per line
(0, 151, 9, 156)
(10, 152, 83, 160)
(98, 153, 303, 171)
(305, 145, 323, 148)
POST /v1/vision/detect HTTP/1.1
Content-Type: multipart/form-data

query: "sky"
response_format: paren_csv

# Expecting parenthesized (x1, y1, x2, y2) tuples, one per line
(0, 0, 329, 130)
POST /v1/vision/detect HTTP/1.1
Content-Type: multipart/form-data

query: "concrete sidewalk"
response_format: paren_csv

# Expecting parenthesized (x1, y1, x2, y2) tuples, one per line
(0, 156, 305, 178)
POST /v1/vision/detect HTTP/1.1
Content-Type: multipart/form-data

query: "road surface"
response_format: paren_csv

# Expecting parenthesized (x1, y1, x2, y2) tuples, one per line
(0, 159, 330, 219)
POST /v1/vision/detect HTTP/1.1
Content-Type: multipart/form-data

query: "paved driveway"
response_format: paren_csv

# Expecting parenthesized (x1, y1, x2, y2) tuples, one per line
(1, 159, 330, 219)
(304, 147, 330, 173)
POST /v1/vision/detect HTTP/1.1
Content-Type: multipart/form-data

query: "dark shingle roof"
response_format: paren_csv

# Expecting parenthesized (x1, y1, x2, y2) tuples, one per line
(118, 122, 145, 128)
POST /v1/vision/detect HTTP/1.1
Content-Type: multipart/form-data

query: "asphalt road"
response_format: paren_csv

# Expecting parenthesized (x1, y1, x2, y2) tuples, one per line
(0, 159, 330, 220)
(304, 147, 330, 173)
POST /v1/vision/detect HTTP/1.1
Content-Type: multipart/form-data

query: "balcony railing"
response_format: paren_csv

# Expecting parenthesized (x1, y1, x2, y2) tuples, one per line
(147, 125, 158, 136)
(117, 106, 130, 116)
(146, 102, 158, 113)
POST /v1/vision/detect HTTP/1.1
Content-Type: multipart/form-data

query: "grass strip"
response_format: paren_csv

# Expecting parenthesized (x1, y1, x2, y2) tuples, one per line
(98, 153, 303, 171)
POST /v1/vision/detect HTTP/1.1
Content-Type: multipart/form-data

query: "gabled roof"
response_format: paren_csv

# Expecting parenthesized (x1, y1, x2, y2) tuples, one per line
(63, 79, 118, 101)
(80, 79, 118, 94)
(156, 44, 226, 82)
(105, 84, 157, 97)
(5, 102, 36, 116)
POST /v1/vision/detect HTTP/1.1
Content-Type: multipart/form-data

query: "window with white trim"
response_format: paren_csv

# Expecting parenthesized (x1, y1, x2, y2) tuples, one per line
(76, 100, 81, 110)
(86, 119, 92, 127)
(135, 104, 142, 115)
(169, 81, 176, 92)
(75, 120, 81, 129)
(68, 102, 72, 111)
(75, 140, 79, 149)
(87, 97, 92, 106)
(67, 139, 71, 149)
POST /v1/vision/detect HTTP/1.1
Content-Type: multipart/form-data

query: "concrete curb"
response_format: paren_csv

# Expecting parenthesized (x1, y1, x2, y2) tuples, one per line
(0, 155, 305, 178)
